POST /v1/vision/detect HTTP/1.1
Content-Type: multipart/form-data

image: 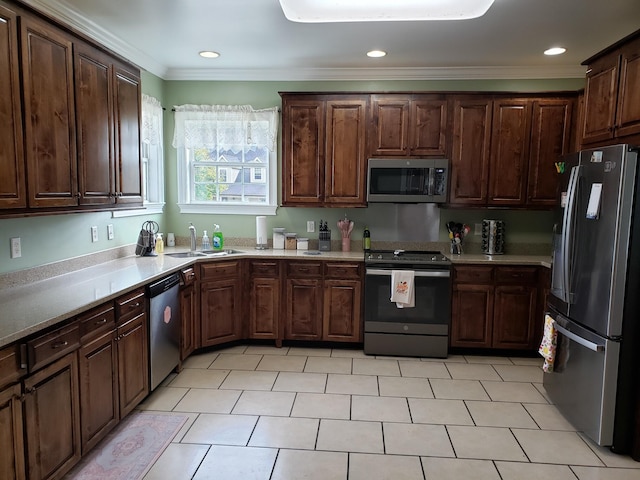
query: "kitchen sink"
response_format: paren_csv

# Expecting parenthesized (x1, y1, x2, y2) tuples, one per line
(165, 252, 207, 258)
(201, 249, 245, 256)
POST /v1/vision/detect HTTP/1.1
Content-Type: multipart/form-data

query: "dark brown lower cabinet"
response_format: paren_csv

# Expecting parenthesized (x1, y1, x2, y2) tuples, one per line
(0, 382, 25, 480)
(116, 313, 148, 418)
(249, 261, 281, 340)
(180, 267, 199, 361)
(451, 265, 542, 350)
(78, 329, 118, 453)
(24, 352, 81, 480)
(285, 278, 323, 340)
(200, 261, 242, 347)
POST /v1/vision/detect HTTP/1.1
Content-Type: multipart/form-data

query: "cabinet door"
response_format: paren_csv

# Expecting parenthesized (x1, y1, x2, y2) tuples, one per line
(492, 285, 538, 349)
(249, 277, 281, 339)
(450, 283, 493, 348)
(285, 278, 323, 340)
(117, 313, 148, 418)
(79, 329, 118, 454)
(369, 94, 410, 156)
(615, 40, 640, 139)
(21, 16, 78, 208)
(527, 98, 574, 206)
(582, 55, 619, 145)
(282, 98, 325, 205)
(488, 99, 532, 206)
(0, 3, 25, 209)
(200, 278, 242, 346)
(75, 42, 115, 206)
(450, 97, 492, 205)
(180, 284, 198, 361)
(324, 97, 367, 206)
(323, 279, 361, 342)
(410, 95, 449, 156)
(113, 63, 143, 205)
(0, 383, 25, 480)
(24, 352, 81, 480)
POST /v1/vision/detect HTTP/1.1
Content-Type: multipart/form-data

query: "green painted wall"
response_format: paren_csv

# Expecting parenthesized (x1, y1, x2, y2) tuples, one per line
(0, 75, 582, 275)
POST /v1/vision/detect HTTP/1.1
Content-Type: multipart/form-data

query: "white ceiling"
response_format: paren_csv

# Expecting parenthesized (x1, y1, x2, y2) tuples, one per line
(21, 0, 640, 81)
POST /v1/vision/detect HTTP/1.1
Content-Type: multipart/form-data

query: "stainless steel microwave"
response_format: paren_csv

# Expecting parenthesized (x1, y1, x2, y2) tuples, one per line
(367, 158, 448, 203)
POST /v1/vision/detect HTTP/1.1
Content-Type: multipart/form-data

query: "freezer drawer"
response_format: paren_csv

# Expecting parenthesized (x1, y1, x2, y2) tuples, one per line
(543, 312, 620, 446)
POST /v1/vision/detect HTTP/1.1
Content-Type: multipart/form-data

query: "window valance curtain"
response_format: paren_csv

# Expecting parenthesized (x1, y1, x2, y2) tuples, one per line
(141, 94, 163, 146)
(172, 104, 279, 152)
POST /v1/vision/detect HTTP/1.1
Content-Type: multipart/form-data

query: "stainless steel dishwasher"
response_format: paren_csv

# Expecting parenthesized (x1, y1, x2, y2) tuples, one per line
(147, 272, 181, 390)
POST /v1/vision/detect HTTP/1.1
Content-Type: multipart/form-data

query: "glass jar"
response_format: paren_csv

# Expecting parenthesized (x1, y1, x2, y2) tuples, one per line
(285, 233, 297, 250)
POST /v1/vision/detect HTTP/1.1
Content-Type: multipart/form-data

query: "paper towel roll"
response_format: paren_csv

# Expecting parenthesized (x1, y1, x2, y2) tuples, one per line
(256, 216, 267, 247)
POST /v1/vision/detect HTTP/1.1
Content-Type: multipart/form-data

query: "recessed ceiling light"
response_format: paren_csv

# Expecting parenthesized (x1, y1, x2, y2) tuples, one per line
(279, 0, 495, 22)
(367, 50, 387, 58)
(199, 51, 220, 59)
(544, 47, 567, 56)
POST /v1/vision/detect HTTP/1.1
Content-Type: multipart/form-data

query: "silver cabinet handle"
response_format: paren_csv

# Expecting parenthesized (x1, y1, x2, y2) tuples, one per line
(554, 323, 604, 352)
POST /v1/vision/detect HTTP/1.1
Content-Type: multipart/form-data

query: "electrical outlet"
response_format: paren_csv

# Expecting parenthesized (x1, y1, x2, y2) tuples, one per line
(307, 220, 315, 233)
(10, 237, 21, 259)
(107, 224, 114, 240)
(474, 223, 482, 235)
(91, 226, 98, 243)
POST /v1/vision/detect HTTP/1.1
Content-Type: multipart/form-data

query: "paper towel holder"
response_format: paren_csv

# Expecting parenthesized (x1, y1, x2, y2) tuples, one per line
(255, 215, 268, 250)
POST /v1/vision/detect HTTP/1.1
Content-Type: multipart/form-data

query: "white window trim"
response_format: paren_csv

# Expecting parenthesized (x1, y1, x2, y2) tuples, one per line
(173, 104, 279, 216)
(115, 94, 166, 217)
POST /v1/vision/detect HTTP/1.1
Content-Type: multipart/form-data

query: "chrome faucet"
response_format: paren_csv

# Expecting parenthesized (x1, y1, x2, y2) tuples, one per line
(189, 223, 197, 252)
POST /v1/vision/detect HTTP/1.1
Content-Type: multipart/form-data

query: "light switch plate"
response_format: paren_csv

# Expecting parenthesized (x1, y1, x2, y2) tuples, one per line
(91, 226, 98, 243)
(307, 220, 315, 233)
(107, 224, 114, 240)
(10, 237, 21, 258)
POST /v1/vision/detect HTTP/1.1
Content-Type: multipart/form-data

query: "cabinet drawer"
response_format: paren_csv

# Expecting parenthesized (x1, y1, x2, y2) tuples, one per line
(200, 261, 240, 281)
(27, 321, 80, 372)
(287, 261, 322, 277)
(79, 302, 115, 341)
(250, 260, 280, 277)
(453, 266, 494, 284)
(325, 262, 362, 279)
(115, 288, 145, 324)
(0, 344, 26, 389)
(180, 267, 197, 286)
(495, 266, 538, 285)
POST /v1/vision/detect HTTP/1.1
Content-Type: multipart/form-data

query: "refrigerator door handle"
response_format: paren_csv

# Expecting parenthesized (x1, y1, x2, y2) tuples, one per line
(561, 164, 581, 303)
(554, 323, 604, 352)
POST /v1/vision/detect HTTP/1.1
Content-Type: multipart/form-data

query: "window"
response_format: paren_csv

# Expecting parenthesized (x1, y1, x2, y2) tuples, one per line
(172, 104, 279, 215)
(113, 94, 165, 217)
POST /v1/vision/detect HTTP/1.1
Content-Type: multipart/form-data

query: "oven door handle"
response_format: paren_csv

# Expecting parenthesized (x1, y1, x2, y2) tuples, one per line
(366, 269, 450, 278)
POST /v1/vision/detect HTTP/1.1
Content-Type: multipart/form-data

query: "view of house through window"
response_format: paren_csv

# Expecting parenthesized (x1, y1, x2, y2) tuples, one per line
(173, 105, 279, 215)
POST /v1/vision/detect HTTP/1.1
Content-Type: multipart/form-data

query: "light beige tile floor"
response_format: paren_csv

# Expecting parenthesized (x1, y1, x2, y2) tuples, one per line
(133, 344, 640, 479)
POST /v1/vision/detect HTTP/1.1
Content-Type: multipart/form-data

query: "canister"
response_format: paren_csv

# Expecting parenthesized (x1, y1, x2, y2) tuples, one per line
(273, 228, 286, 249)
(285, 233, 297, 250)
(297, 237, 309, 250)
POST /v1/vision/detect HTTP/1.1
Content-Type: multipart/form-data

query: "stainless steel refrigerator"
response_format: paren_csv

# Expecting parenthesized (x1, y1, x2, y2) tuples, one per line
(546, 144, 640, 453)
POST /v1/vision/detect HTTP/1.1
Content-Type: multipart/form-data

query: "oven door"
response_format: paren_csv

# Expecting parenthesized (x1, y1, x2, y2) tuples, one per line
(364, 268, 451, 335)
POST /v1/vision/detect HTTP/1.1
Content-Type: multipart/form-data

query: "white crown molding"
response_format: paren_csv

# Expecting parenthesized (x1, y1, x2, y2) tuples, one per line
(163, 65, 587, 81)
(20, 0, 169, 77)
(21, 0, 586, 82)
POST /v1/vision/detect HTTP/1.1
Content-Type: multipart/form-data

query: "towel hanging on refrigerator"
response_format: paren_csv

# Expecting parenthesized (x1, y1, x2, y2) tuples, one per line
(538, 315, 558, 372)
(390, 270, 415, 308)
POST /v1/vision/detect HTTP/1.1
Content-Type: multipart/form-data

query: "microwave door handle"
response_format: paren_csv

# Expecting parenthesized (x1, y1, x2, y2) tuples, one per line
(427, 167, 435, 196)
(366, 269, 450, 278)
(562, 165, 581, 304)
(554, 323, 604, 352)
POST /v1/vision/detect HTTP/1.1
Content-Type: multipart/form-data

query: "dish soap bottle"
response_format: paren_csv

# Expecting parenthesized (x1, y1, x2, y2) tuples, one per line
(155, 233, 164, 253)
(212, 224, 224, 250)
(363, 226, 371, 252)
(201, 230, 210, 250)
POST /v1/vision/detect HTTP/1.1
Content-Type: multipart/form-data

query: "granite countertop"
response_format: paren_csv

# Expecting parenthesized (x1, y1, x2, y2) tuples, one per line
(0, 246, 551, 348)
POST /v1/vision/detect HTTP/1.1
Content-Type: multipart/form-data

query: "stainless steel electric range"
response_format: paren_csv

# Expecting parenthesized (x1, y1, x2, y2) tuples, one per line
(363, 249, 452, 358)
